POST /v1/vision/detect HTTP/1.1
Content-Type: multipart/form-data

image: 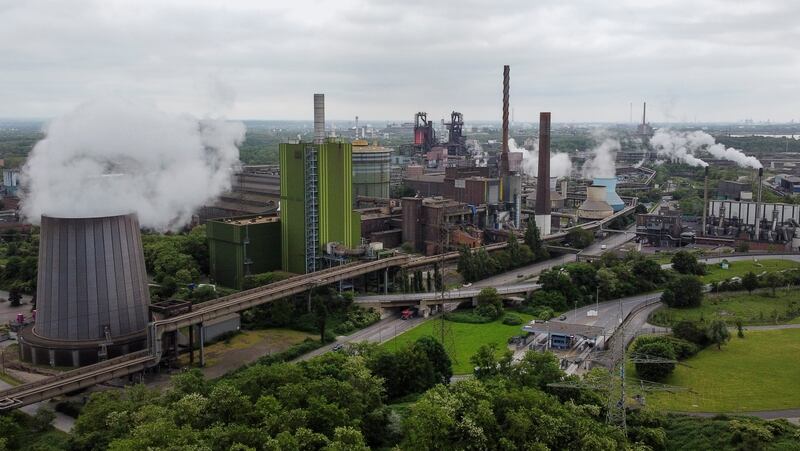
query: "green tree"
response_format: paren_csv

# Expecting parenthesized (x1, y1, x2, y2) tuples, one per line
(741, 271, 759, 294)
(566, 228, 594, 249)
(671, 250, 705, 275)
(661, 275, 704, 308)
(762, 271, 783, 296)
(707, 320, 731, 350)
(524, 218, 549, 261)
(633, 340, 676, 381)
(313, 297, 329, 342)
(476, 287, 503, 319)
(672, 321, 708, 345)
(8, 286, 22, 307)
(31, 407, 56, 432)
(596, 267, 618, 300)
(736, 319, 745, 338)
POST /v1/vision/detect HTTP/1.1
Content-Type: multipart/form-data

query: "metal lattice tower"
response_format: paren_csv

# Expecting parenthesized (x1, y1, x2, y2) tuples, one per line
(436, 209, 457, 363)
(548, 298, 686, 435)
(304, 145, 319, 273)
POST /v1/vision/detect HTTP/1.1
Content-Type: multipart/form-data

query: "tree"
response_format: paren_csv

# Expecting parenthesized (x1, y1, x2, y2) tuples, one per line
(762, 271, 783, 296)
(313, 297, 329, 342)
(672, 321, 708, 345)
(633, 340, 676, 381)
(8, 286, 22, 307)
(566, 228, 594, 249)
(513, 351, 563, 389)
(671, 250, 705, 275)
(661, 275, 704, 308)
(470, 343, 511, 379)
(526, 290, 567, 312)
(736, 319, 745, 339)
(31, 407, 56, 432)
(476, 287, 503, 319)
(596, 267, 618, 300)
(411, 336, 452, 385)
(741, 271, 759, 294)
(707, 320, 731, 350)
(524, 218, 549, 261)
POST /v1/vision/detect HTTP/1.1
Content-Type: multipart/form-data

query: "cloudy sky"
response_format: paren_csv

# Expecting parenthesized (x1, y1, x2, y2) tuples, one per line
(1, 0, 798, 123)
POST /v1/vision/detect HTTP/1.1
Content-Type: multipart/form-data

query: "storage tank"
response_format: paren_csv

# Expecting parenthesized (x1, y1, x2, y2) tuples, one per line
(352, 143, 392, 200)
(592, 177, 624, 212)
(18, 213, 150, 367)
(578, 185, 614, 220)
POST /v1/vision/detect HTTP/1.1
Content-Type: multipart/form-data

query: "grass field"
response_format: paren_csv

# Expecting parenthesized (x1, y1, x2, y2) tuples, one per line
(380, 311, 535, 374)
(178, 328, 314, 367)
(641, 329, 800, 412)
(649, 290, 800, 326)
(700, 259, 800, 284)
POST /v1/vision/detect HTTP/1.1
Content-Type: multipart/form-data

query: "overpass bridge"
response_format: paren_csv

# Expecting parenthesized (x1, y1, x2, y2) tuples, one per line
(0, 205, 638, 411)
(354, 282, 540, 310)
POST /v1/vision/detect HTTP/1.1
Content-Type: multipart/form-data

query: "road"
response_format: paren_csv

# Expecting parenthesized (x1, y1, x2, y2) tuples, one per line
(579, 222, 638, 257)
(354, 282, 539, 304)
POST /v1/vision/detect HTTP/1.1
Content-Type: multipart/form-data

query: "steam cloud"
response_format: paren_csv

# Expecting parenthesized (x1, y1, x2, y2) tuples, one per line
(21, 98, 245, 230)
(650, 129, 762, 169)
(581, 138, 619, 179)
(509, 138, 572, 178)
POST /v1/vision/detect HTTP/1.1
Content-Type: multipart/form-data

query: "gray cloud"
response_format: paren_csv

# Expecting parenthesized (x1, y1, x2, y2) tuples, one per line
(1, 0, 799, 122)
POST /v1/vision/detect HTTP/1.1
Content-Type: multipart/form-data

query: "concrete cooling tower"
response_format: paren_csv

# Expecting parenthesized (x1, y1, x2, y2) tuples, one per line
(578, 185, 614, 220)
(18, 213, 150, 367)
(592, 177, 624, 212)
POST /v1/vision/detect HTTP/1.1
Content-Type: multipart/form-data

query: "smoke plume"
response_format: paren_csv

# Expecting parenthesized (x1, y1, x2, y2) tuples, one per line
(581, 138, 619, 179)
(21, 98, 245, 230)
(509, 138, 572, 178)
(650, 129, 762, 169)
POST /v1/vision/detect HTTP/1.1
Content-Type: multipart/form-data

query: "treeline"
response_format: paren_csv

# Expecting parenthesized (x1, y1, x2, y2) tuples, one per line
(527, 251, 668, 313)
(458, 220, 549, 283)
(0, 228, 38, 294)
(142, 226, 214, 302)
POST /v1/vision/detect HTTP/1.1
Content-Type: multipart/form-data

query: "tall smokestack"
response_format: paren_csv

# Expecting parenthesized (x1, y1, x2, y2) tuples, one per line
(642, 102, 647, 126)
(535, 112, 552, 235)
(755, 167, 764, 239)
(314, 93, 325, 144)
(702, 166, 709, 236)
(500, 65, 510, 176)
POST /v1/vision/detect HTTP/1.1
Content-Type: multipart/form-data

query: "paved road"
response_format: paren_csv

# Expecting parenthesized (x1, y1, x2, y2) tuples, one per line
(579, 222, 638, 257)
(0, 341, 75, 432)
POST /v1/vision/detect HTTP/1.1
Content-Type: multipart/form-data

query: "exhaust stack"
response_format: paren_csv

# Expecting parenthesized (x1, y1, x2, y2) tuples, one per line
(702, 166, 709, 236)
(535, 112, 552, 235)
(314, 93, 325, 144)
(755, 167, 764, 239)
(500, 65, 510, 177)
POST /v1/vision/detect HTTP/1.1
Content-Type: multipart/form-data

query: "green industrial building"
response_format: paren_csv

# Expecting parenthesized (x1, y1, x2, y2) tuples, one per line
(207, 215, 282, 289)
(280, 139, 361, 274)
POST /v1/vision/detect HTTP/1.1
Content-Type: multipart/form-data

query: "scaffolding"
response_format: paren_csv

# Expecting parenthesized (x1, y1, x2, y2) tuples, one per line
(304, 146, 319, 273)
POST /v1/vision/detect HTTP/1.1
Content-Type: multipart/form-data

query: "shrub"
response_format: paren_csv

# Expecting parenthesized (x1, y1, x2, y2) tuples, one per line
(661, 275, 704, 308)
(501, 314, 523, 326)
(672, 320, 709, 346)
(632, 340, 676, 381)
(445, 310, 494, 324)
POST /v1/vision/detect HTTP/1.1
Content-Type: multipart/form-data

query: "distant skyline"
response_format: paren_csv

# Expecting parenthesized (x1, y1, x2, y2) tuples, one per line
(1, 1, 799, 123)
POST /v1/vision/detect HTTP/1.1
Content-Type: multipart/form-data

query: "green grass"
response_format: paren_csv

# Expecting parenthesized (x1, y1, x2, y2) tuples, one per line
(0, 371, 20, 386)
(642, 329, 800, 412)
(700, 259, 800, 284)
(381, 310, 535, 375)
(649, 290, 800, 326)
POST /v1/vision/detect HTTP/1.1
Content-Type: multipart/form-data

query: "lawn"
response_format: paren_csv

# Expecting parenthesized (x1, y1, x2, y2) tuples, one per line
(700, 258, 800, 284)
(177, 328, 315, 367)
(649, 290, 800, 326)
(642, 329, 800, 412)
(380, 311, 535, 375)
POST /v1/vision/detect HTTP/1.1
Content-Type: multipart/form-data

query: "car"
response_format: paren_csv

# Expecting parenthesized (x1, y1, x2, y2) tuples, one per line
(600, 244, 607, 250)
(462, 282, 473, 288)
(558, 314, 567, 321)
(332, 343, 345, 352)
(517, 273, 525, 278)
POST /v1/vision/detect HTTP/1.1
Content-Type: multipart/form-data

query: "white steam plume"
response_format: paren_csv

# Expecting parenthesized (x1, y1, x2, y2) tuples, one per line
(581, 138, 619, 179)
(651, 129, 762, 169)
(509, 138, 572, 178)
(21, 98, 245, 230)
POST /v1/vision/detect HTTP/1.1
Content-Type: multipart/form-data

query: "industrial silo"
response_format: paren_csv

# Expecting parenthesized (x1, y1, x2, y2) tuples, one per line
(352, 141, 392, 201)
(578, 185, 614, 220)
(18, 213, 150, 367)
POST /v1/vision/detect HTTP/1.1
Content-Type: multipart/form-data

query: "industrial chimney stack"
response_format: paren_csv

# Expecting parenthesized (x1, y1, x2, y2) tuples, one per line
(314, 93, 325, 144)
(702, 166, 709, 236)
(535, 112, 552, 235)
(500, 65, 510, 177)
(755, 167, 764, 239)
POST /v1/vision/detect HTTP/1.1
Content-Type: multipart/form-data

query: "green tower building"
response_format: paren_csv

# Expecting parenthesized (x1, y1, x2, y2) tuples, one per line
(280, 139, 361, 274)
(207, 215, 282, 289)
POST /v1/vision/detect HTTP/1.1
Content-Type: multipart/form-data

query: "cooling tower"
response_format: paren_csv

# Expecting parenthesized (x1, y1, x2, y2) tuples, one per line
(592, 177, 624, 212)
(578, 185, 614, 220)
(18, 213, 150, 367)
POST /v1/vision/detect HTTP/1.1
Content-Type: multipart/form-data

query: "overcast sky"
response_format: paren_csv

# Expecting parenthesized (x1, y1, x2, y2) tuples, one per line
(1, 0, 798, 123)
